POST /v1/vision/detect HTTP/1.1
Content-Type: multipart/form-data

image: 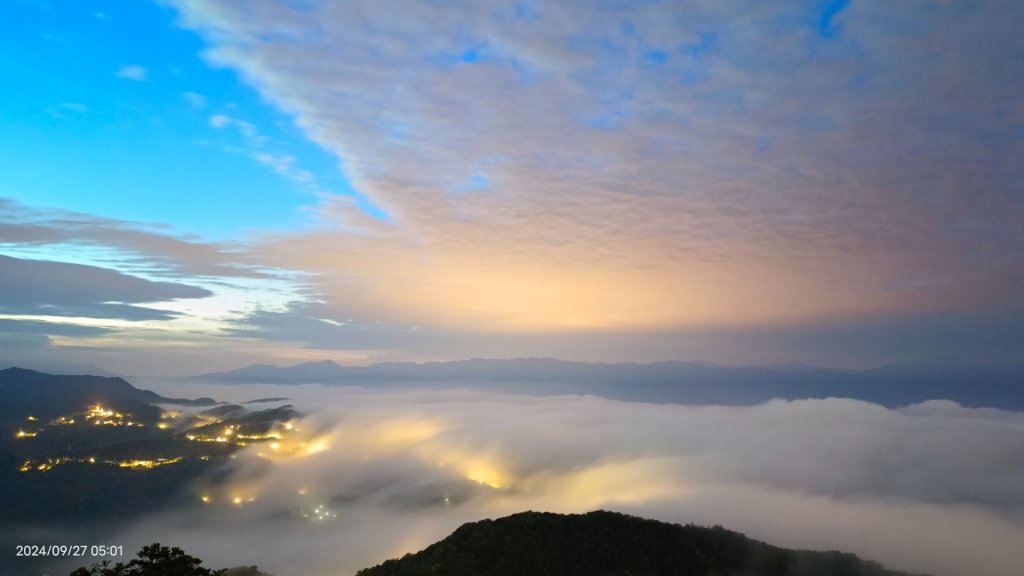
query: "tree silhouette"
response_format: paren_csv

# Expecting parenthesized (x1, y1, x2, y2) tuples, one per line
(70, 543, 225, 576)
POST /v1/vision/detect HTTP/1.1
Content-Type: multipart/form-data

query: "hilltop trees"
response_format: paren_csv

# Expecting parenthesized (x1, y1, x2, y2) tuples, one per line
(69, 543, 225, 576)
(356, 510, 921, 576)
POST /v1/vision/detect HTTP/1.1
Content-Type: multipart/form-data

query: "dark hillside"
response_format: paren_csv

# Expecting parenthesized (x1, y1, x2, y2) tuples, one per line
(0, 367, 161, 420)
(0, 367, 217, 421)
(357, 510, 926, 576)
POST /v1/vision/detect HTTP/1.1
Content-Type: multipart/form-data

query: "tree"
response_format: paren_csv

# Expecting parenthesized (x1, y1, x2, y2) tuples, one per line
(70, 543, 225, 576)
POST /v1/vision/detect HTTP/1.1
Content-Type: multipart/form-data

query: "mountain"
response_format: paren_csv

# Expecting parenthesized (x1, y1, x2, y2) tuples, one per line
(0, 368, 294, 524)
(0, 368, 300, 575)
(196, 359, 349, 382)
(193, 358, 1024, 411)
(0, 367, 219, 421)
(356, 510, 925, 576)
(197, 357, 650, 382)
(0, 360, 119, 377)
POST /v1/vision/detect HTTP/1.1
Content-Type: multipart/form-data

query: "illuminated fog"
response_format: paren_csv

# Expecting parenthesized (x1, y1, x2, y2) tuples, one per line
(116, 383, 1024, 576)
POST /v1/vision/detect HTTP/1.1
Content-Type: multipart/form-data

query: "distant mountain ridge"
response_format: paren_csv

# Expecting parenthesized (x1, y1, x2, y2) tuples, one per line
(193, 357, 1024, 410)
(356, 510, 927, 576)
(0, 360, 120, 377)
(195, 357, 857, 384)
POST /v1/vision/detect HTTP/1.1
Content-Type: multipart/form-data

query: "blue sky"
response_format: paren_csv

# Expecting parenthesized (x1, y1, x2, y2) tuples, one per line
(1, 0, 1022, 375)
(0, 0, 369, 239)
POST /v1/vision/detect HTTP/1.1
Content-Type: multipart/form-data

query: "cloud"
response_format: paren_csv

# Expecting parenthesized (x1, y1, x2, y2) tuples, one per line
(0, 254, 211, 321)
(57, 102, 88, 113)
(0, 319, 114, 373)
(0, 318, 111, 337)
(204, 112, 334, 194)
(0, 199, 330, 374)
(224, 300, 439, 352)
(182, 91, 208, 108)
(209, 113, 244, 131)
(223, 297, 1024, 368)
(0, 199, 324, 374)
(209, 114, 229, 128)
(10, 3, 1018, 371)
(45, 102, 90, 119)
(115, 64, 149, 81)
(112, 386, 1024, 576)
(167, 0, 1024, 339)
(0, 198, 272, 279)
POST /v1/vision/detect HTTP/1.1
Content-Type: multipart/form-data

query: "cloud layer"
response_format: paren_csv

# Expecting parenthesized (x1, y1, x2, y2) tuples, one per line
(0, 200, 314, 374)
(119, 385, 1024, 576)
(0, 199, 270, 280)
(0, 254, 210, 320)
(169, 0, 1024, 335)
(4, 1, 1022, 372)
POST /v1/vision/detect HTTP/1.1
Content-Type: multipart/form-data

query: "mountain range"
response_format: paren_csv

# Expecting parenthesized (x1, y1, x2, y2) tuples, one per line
(193, 357, 1024, 410)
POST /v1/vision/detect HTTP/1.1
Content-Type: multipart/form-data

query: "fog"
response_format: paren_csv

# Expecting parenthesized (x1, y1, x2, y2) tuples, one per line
(120, 383, 1024, 576)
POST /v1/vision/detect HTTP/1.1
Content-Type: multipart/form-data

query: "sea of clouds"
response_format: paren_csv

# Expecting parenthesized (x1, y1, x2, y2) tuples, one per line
(116, 383, 1024, 576)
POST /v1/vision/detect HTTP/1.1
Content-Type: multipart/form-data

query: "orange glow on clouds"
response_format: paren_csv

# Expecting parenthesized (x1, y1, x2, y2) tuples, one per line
(262, 228, 933, 333)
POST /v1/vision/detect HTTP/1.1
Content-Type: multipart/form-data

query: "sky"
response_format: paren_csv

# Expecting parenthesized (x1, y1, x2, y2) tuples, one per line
(1, 0, 1022, 376)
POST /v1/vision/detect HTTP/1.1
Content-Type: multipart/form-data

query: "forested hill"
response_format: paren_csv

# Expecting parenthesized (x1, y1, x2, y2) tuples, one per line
(357, 510, 927, 576)
(0, 367, 217, 419)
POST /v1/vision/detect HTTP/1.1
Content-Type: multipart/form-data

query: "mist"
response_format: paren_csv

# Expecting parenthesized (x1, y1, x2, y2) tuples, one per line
(109, 383, 1024, 576)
